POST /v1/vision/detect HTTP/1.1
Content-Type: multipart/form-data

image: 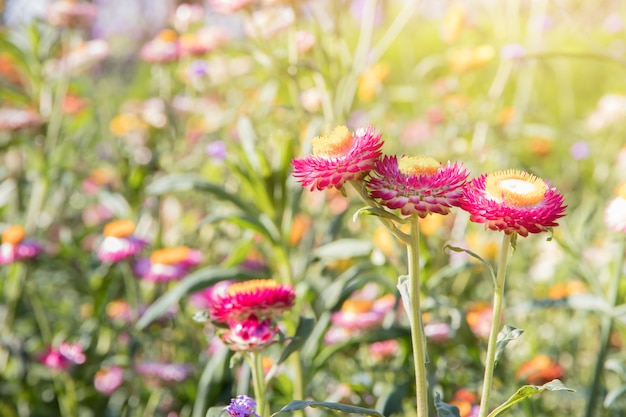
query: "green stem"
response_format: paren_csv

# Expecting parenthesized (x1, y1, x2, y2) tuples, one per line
(55, 372, 77, 417)
(25, 280, 52, 343)
(250, 352, 269, 417)
(584, 238, 625, 417)
(407, 215, 429, 417)
(120, 262, 141, 320)
(478, 233, 513, 417)
(0, 263, 27, 372)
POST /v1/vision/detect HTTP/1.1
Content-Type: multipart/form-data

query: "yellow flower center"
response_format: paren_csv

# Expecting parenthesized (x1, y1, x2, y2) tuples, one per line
(615, 181, 626, 199)
(150, 246, 190, 265)
(157, 29, 178, 42)
(2, 225, 25, 245)
(227, 279, 279, 296)
(484, 170, 547, 207)
(103, 220, 136, 238)
(398, 156, 440, 176)
(341, 299, 374, 314)
(311, 126, 354, 158)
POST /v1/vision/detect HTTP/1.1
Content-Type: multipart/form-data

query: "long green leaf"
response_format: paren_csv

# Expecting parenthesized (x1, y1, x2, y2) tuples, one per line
(136, 267, 263, 330)
(276, 317, 315, 365)
(313, 239, 374, 261)
(272, 400, 384, 416)
(444, 244, 496, 284)
(147, 173, 252, 214)
(487, 379, 575, 417)
(435, 393, 461, 417)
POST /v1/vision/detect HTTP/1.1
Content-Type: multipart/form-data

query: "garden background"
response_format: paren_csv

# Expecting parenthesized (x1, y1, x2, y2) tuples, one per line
(1, 0, 626, 416)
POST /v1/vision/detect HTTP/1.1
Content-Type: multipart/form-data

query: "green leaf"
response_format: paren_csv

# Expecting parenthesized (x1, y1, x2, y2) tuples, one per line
(136, 267, 263, 330)
(200, 212, 280, 244)
(487, 380, 575, 417)
(192, 347, 230, 417)
(444, 244, 496, 283)
(276, 317, 315, 365)
(604, 385, 626, 408)
(435, 393, 461, 417)
(237, 116, 261, 173)
(313, 239, 374, 261)
(205, 406, 227, 417)
(495, 325, 524, 364)
(272, 400, 384, 416)
(147, 173, 252, 214)
(352, 206, 403, 223)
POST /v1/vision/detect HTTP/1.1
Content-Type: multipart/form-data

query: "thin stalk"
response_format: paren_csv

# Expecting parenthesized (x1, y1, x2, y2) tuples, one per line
(250, 352, 269, 417)
(25, 280, 52, 343)
(478, 233, 513, 417)
(120, 262, 141, 320)
(407, 215, 429, 417)
(584, 238, 625, 417)
(0, 263, 27, 372)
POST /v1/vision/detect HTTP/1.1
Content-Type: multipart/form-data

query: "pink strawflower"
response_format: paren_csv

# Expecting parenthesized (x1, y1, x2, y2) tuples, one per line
(461, 170, 566, 237)
(330, 294, 395, 330)
(208, 0, 254, 14)
(221, 316, 278, 352)
(366, 155, 468, 217)
(140, 30, 180, 64)
(94, 366, 124, 395)
(97, 220, 148, 263)
(209, 279, 295, 323)
(0, 225, 43, 265)
(292, 126, 383, 191)
(605, 182, 626, 233)
(47, 0, 98, 29)
(424, 321, 451, 343)
(133, 246, 202, 282)
(134, 362, 193, 382)
(368, 340, 399, 361)
(40, 342, 85, 371)
(224, 395, 261, 417)
(0, 107, 43, 132)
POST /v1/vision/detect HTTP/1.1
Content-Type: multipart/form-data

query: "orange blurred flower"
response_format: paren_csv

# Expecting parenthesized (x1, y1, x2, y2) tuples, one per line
(548, 281, 586, 299)
(440, 3, 465, 43)
(358, 63, 389, 101)
(447, 45, 494, 73)
(516, 355, 564, 385)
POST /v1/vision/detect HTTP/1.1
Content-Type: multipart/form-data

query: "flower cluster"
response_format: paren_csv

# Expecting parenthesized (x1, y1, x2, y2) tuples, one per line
(206, 279, 296, 352)
(96, 219, 201, 282)
(0, 225, 43, 265)
(293, 125, 566, 236)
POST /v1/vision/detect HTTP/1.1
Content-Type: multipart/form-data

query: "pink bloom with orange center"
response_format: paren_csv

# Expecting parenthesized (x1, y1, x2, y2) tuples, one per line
(94, 365, 124, 395)
(210, 279, 295, 323)
(367, 155, 468, 217)
(330, 294, 395, 330)
(605, 181, 626, 233)
(97, 220, 148, 263)
(133, 246, 202, 282)
(221, 316, 278, 352)
(461, 170, 566, 237)
(0, 225, 43, 265)
(292, 126, 383, 191)
(140, 30, 180, 64)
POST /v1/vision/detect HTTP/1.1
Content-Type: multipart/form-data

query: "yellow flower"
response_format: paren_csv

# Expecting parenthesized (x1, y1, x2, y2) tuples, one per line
(358, 63, 389, 101)
(447, 45, 494, 73)
(440, 3, 465, 43)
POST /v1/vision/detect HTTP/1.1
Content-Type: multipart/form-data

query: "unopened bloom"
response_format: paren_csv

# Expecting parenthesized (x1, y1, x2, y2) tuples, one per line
(133, 246, 202, 282)
(210, 279, 295, 322)
(94, 366, 124, 395)
(0, 225, 43, 265)
(367, 155, 468, 217)
(221, 316, 278, 352)
(605, 181, 626, 233)
(224, 395, 260, 417)
(97, 220, 148, 263)
(40, 342, 86, 371)
(140, 30, 180, 64)
(461, 170, 566, 237)
(292, 126, 383, 191)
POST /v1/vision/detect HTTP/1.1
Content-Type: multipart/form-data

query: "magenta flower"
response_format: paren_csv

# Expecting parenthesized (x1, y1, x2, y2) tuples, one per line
(221, 316, 278, 352)
(94, 366, 124, 395)
(366, 155, 468, 217)
(133, 246, 202, 282)
(224, 395, 261, 417)
(209, 279, 295, 323)
(40, 342, 86, 371)
(292, 126, 383, 191)
(0, 225, 43, 265)
(97, 220, 148, 263)
(461, 170, 566, 237)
